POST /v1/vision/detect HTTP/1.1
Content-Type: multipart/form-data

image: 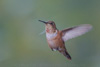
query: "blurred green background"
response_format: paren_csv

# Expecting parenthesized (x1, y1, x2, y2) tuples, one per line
(0, 0, 100, 67)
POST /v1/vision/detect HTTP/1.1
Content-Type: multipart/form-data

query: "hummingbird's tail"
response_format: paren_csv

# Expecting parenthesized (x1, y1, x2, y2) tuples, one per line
(59, 50, 71, 60)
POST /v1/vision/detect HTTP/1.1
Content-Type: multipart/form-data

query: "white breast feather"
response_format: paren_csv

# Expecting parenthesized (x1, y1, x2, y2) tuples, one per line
(46, 30, 57, 40)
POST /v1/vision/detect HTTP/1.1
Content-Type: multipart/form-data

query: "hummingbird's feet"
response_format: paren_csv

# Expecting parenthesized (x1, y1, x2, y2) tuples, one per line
(51, 48, 59, 51)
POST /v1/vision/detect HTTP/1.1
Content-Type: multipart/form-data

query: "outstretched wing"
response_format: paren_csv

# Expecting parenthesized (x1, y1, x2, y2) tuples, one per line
(62, 24, 92, 42)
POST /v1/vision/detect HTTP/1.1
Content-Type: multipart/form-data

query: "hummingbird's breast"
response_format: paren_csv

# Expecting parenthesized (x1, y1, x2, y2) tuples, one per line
(46, 30, 65, 49)
(46, 30, 58, 40)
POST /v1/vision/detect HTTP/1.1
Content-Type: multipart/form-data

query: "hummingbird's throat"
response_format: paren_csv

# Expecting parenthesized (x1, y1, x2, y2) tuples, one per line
(46, 28, 56, 33)
(46, 28, 49, 33)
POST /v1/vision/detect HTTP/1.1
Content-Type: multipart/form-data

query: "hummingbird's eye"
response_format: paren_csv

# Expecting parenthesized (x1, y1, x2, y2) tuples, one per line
(50, 23, 53, 25)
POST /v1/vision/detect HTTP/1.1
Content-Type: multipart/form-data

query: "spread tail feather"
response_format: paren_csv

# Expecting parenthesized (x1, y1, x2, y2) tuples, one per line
(59, 50, 71, 60)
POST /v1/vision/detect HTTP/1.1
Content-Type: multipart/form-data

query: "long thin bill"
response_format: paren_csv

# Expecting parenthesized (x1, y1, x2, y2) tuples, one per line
(38, 20, 47, 24)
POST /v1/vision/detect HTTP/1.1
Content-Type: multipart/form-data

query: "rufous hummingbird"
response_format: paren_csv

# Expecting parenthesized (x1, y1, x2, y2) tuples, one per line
(39, 20, 92, 60)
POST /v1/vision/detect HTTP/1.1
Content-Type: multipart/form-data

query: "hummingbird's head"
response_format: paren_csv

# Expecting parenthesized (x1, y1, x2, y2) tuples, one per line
(39, 20, 57, 33)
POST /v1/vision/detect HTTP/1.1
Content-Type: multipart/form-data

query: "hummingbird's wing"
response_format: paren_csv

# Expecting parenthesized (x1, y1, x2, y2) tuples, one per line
(62, 24, 92, 41)
(39, 30, 45, 35)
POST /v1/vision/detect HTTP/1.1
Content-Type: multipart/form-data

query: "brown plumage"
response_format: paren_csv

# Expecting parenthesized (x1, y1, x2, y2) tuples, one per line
(46, 29, 71, 60)
(39, 20, 92, 60)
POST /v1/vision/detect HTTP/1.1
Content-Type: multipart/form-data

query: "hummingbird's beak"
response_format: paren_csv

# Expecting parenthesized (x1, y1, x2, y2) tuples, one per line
(39, 20, 47, 24)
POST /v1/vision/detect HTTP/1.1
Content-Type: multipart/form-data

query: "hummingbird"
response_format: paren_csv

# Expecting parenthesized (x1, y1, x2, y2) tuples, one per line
(39, 20, 92, 60)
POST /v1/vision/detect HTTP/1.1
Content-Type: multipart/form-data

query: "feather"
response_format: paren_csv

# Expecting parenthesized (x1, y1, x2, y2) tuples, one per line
(62, 24, 92, 41)
(39, 30, 46, 35)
